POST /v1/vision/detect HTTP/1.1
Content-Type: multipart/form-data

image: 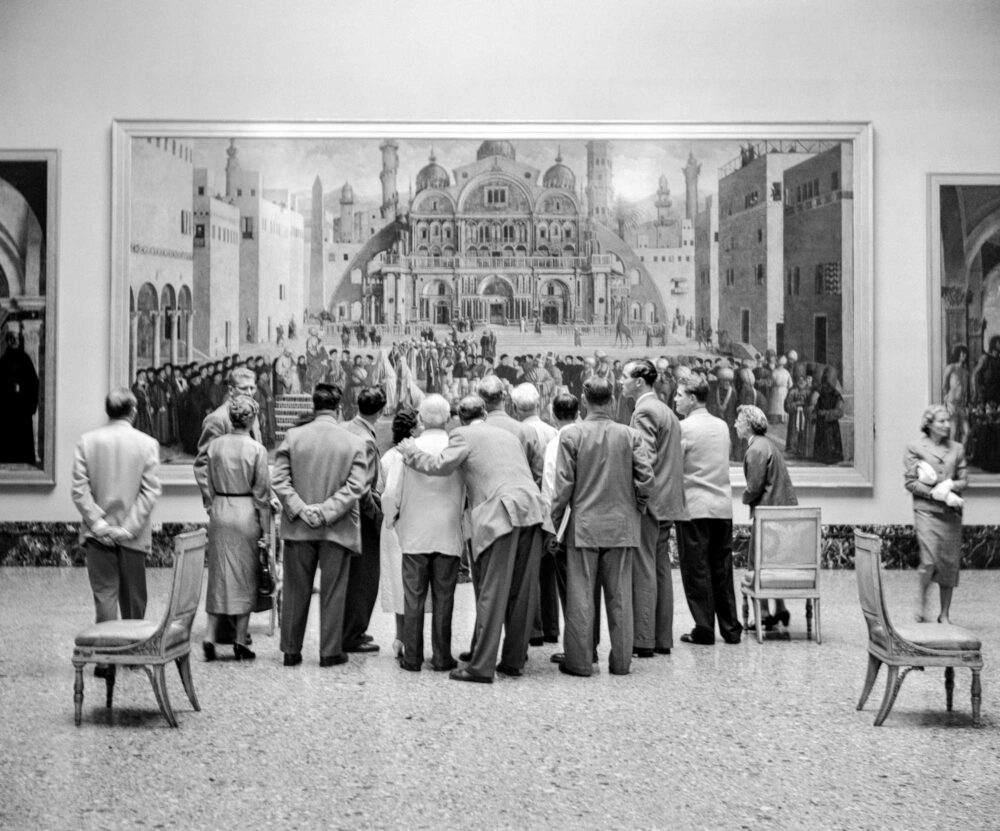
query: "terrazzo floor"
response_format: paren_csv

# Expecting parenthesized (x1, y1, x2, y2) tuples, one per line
(1, 567, 997, 830)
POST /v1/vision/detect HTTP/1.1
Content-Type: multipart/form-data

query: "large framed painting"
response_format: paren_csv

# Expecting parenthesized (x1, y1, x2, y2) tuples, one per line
(929, 173, 1000, 483)
(0, 149, 58, 486)
(111, 121, 872, 487)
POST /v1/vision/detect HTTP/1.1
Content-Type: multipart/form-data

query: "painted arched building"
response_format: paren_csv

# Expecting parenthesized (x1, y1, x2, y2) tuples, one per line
(371, 141, 654, 326)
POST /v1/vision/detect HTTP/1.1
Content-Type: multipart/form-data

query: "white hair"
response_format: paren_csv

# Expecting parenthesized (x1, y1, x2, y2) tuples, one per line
(510, 382, 540, 413)
(418, 394, 451, 428)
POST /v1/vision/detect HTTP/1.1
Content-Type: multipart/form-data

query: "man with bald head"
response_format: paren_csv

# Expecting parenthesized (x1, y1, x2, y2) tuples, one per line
(398, 394, 545, 683)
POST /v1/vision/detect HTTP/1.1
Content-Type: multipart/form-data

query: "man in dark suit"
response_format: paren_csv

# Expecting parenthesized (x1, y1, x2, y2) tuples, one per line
(72, 388, 162, 677)
(479, 375, 543, 484)
(272, 383, 368, 666)
(623, 358, 689, 658)
(551, 376, 653, 676)
(341, 386, 386, 652)
(398, 394, 546, 683)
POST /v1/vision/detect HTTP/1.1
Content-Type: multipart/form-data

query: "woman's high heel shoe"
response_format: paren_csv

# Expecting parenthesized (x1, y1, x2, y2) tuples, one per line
(234, 642, 256, 661)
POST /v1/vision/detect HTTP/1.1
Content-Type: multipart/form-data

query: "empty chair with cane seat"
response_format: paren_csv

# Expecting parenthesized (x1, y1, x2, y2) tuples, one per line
(741, 505, 822, 643)
(71, 529, 206, 728)
(853, 530, 983, 727)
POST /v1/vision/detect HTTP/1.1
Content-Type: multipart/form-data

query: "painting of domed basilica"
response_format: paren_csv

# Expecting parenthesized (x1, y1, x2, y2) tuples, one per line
(111, 121, 872, 487)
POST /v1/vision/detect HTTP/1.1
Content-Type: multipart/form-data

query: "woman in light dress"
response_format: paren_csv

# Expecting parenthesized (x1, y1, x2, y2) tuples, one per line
(202, 395, 271, 662)
(377, 408, 421, 657)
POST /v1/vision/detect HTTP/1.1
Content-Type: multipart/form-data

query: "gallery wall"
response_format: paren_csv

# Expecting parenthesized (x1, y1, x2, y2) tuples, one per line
(1, 0, 998, 526)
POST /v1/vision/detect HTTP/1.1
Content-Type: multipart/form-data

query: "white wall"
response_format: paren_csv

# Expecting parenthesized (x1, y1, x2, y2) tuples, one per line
(1, 0, 998, 525)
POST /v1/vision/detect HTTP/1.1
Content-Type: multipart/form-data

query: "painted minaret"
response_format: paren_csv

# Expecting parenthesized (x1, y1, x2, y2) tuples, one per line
(339, 181, 355, 243)
(683, 152, 701, 220)
(654, 174, 672, 226)
(585, 140, 613, 226)
(380, 139, 399, 219)
(309, 175, 325, 313)
(225, 138, 240, 198)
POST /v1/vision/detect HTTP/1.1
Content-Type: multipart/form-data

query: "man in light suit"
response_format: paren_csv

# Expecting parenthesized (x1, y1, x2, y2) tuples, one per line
(551, 376, 653, 676)
(673, 374, 741, 645)
(72, 388, 162, 675)
(341, 386, 386, 653)
(385, 394, 466, 671)
(622, 359, 689, 658)
(272, 383, 368, 667)
(398, 394, 546, 683)
(193, 366, 259, 509)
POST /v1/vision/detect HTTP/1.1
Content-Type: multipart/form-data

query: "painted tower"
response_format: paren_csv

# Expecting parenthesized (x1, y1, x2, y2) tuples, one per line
(585, 140, 613, 226)
(380, 139, 399, 219)
(339, 181, 354, 243)
(309, 175, 325, 313)
(655, 174, 672, 226)
(225, 138, 240, 199)
(684, 152, 701, 220)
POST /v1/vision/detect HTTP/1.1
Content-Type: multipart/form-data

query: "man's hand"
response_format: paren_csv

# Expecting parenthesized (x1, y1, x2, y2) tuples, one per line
(299, 505, 323, 528)
(99, 526, 132, 545)
(397, 437, 417, 458)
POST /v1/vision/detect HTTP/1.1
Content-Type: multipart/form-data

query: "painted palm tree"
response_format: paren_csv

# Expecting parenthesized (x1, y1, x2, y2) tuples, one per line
(611, 197, 644, 243)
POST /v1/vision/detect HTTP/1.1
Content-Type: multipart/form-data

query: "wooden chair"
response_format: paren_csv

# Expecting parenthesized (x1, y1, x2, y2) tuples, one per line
(71, 530, 206, 728)
(853, 530, 983, 726)
(740, 506, 822, 644)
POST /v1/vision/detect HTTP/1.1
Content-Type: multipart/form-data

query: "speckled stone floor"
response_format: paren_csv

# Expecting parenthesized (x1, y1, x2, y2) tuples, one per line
(0, 567, 997, 830)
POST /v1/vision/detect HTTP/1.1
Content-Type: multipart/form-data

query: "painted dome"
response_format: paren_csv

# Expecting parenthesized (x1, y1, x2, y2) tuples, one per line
(476, 140, 516, 161)
(543, 151, 575, 189)
(415, 152, 450, 192)
(340, 181, 354, 202)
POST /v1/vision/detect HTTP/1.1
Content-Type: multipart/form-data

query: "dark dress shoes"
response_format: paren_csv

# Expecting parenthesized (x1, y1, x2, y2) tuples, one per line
(543, 635, 559, 644)
(550, 652, 566, 664)
(344, 643, 379, 653)
(283, 652, 303, 667)
(94, 665, 115, 679)
(559, 663, 591, 678)
(449, 668, 493, 684)
(680, 633, 714, 646)
(432, 659, 458, 672)
(319, 654, 348, 667)
(233, 643, 256, 661)
(495, 663, 522, 677)
(458, 651, 473, 662)
(633, 647, 656, 658)
(528, 637, 545, 647)
(202, 642, 217, 662)
(360, 633, 374, 643)
(398, 658, 422, 672)
(654, 647, 672, 654)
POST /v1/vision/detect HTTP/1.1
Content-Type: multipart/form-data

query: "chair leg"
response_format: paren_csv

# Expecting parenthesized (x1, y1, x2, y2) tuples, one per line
(813, 598, 821, 645)
(874, 666, 920, 726)
(147, 664, 179, 728)
(741, 593, 749, 632)
(945, 666, 955, 711)
(857, 654, 881, 711)
(73, 665, 84, 726)
(805, 598, 813, 637)
(105, 670, 115, 710)
(176, 654, 201, 712)
(754, 599, 763, 644)
(971, 670, 982, 727)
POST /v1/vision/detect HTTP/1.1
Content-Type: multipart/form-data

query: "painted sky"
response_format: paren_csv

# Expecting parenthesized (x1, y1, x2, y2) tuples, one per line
(187, 135, 749, 215)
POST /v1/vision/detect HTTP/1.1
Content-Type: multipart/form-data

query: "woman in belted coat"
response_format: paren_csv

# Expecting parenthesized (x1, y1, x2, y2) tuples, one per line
(904, 404, 967, 624)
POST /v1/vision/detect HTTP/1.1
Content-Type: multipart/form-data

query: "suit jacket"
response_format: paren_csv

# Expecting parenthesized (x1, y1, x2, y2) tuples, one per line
(678, 406, 732, 520)
(630, 392, 688, 522)
(271, 412, 367, 552)
(405, 419, 545, 558)
(484, 409, 544, 485)
(742, 434, 798, 512)
(904, 435, 967, 516)
(193, 398, 260, 508)
(551, 412, 652, 549)
(342, 416, 382, 523)
(71, 419, 162, 553)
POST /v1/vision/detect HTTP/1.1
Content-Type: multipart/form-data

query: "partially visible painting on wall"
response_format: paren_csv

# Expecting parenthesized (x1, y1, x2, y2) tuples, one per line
(111, 121, 872, 487)
(930, 173, 1000, 482)
(0, 150, 57, 485)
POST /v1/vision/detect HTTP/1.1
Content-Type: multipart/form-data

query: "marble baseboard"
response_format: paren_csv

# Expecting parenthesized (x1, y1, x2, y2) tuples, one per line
(2, 521, 1000, 570)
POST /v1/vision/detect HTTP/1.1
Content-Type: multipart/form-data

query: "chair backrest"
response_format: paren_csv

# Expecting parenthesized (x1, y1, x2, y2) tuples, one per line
(852, 529, 894, 647)
(156, 529, 207, 656)
(752, 505, 821, 584)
